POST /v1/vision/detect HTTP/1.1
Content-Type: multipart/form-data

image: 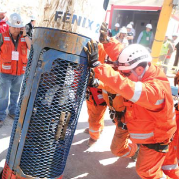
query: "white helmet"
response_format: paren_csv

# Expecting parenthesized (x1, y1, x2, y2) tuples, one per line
(115, 23, 120, 28)
(120, 27, 127, 34)
(117, 44, 152, 70)
(126, 24, 132, 29)
(146, 24, 152, 29)
(30, 15, 36, 21)
(130, 21, 134, 26)
(172, 33, 178, 37)
(165, 34, 172, 40)
(7, 13, 24, 28)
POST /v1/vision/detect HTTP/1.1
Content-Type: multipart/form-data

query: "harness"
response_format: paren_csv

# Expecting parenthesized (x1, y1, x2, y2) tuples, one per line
(107, 92, 127, 130)
(143, 101, 175, 153)
(143, 143, 169, 153)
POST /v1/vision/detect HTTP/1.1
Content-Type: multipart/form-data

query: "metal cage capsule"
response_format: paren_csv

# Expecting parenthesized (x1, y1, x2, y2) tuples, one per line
(2, 28, 90, 179)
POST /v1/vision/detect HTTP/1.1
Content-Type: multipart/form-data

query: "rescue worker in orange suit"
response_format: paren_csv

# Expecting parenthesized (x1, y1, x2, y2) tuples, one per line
(85, 31, 130, 147)
(90, 38, 138, 160)
(85, 43, 107, 147)
(0, 13, 31, 127)
(86, 41, 130, 148)
(84, 23, 179, 179)
(174, 71, 179, 161)
(89, 39, 138, 159)
(100, 82, 138, 160)
(98, 53, 138, 160)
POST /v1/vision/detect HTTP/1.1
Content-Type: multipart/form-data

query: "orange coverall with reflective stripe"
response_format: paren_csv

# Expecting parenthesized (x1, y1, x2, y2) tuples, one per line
(97, 39, 137, 158)
(86, 43, 107, 140)
(175, 109, 179, 161)
(174, 71, 179, 161)
(99, 84, 137, 158)
(86, 40, 124, 141)
(93, 40, 178, 178)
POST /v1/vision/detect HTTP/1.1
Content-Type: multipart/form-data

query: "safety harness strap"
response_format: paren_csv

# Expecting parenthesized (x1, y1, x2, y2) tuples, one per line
(107, 92, 127, 130)
(118, 120, 127, 130)
(116, 111, 127, 130)
(107, 92, 116, 107)
(143, 143, 169, 153)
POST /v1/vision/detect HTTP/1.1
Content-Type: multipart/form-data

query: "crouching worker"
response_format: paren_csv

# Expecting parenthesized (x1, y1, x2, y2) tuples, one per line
(0, 13, 31, 127)
(85, 43, 107, 147)
(173, 71, 179, 161)
(88, 39, 138, 159)
(83, 22, 179, 179)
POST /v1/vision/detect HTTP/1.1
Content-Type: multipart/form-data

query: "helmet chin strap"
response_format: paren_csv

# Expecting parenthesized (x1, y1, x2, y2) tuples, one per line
(130, 64, 149, 81)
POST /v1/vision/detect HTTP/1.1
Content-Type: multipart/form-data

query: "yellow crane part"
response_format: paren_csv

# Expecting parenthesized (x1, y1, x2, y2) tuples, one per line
(151, 0, 173, 65)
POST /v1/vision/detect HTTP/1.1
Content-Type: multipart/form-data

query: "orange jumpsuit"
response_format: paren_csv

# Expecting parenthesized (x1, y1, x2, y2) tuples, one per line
(93, 39, 178, 179)
(176, 110, 179, 162)
(98, 82, 137, 158)
(86, 43, 107, 140)
(173, 71, 179, 161)
(86, 39, 124, 141)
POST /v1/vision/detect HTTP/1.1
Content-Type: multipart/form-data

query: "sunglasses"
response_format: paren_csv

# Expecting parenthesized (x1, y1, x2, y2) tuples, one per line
(105, 57, 132, 77)
(105, 58, 119, 70)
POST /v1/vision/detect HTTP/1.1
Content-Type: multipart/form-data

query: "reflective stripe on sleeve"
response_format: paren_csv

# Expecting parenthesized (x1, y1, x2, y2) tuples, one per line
(162, 164, 178, 170)
(129, 82, 143, 103)
(155, 99, 164, 105)
(130, 132, 154, 139)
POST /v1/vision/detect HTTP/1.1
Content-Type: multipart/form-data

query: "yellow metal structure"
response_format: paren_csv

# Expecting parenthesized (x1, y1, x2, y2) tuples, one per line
(151, 0, 173, 65)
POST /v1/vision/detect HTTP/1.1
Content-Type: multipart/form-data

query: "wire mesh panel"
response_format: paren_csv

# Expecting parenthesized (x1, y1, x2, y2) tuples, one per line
(19, 57, 88, 178)
(2, 28, 90, 179)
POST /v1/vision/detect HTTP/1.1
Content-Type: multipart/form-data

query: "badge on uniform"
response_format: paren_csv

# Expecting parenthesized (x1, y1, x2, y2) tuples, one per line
(12, 51, 19, 61)
(146, 37, 150, 41)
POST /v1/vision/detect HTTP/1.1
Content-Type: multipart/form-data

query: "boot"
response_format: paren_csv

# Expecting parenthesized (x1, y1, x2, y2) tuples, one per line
(84, 128, 89, 134)
(87, 138, 97, 147)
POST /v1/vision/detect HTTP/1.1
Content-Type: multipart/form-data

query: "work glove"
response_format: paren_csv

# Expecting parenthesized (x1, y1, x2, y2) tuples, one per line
(85, 88, 90, 100)
(84, 39, 100, 68)
(99, 22, 110, 44)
